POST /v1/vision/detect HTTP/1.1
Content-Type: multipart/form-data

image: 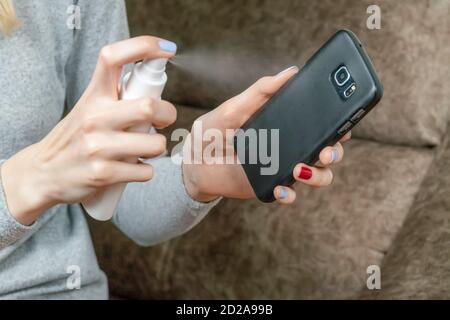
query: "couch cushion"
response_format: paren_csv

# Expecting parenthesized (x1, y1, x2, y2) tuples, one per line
(361, 133, 450, 299)
(126, 0, 450, 148)
(89, 105, 435, 299)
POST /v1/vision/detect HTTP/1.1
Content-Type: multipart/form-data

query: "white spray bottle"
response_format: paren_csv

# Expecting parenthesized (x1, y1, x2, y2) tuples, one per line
(82, 58, 169, 221)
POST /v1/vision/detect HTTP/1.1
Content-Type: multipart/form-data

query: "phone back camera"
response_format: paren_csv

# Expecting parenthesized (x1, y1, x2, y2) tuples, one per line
(334, 66, 350, 86)
(331, 64, 357, 100)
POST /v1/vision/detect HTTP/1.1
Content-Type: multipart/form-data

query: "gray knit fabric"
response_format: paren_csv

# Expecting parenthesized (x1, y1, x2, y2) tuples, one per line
(0, 0, 218, 299)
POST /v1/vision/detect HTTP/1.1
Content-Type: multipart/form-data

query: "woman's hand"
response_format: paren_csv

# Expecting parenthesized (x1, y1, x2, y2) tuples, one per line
(182, 66, 351, 204)
(0, 36, 177, 225)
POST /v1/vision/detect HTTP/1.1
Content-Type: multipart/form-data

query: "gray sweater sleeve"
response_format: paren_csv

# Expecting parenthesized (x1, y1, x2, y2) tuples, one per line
(114, 157, 220, 247)
(0, 161, 34, 249)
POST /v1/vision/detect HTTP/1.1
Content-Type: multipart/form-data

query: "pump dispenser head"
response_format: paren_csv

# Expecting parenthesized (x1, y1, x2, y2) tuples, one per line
(131, 58, 168, 82)
(144, 58, 168, 72)
(120, 58, 168, 100)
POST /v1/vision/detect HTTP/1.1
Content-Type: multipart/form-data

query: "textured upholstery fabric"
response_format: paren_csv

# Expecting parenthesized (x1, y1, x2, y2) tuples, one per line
(89, 106, 435, 299)
(126, 0, 450, 147)
(361, 132, 450, 299)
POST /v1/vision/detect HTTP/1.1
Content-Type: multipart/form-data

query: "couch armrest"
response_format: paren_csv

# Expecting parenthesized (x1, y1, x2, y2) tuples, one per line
(360, 129, 450, 299)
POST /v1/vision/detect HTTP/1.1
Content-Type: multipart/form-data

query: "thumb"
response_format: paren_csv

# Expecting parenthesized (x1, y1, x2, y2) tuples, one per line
(87, 36, 177, 98)
(221, 66, 299, 126)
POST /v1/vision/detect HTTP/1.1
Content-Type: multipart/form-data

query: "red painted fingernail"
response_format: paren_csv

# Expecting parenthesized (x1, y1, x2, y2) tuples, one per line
(299, 167, 312, 180)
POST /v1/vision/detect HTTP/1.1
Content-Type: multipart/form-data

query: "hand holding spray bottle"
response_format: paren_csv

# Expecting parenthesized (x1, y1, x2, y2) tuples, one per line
(82, 57, 169, 221)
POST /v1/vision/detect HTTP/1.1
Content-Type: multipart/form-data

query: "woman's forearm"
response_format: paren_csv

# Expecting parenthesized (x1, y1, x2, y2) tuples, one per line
(114, 157, 220, 247)
(0, 144, 56, 226)
(0, 159, 41, 249)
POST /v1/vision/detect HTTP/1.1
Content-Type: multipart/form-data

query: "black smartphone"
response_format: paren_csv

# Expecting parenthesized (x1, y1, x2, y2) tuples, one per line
(234, 30, 383, 202)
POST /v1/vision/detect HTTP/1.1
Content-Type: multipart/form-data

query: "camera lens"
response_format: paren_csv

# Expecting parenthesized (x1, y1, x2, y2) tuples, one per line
(334, 66, 350, 86)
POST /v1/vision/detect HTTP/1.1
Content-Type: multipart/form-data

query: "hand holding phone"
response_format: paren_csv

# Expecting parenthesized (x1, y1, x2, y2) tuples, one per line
(181, 66, 346, 204)
(235, 30, 383, 202)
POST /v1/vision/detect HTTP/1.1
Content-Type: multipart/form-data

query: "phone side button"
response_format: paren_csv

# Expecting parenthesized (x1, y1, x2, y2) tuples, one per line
(350, 109, 366, 123)
(337, 121, 354, 135)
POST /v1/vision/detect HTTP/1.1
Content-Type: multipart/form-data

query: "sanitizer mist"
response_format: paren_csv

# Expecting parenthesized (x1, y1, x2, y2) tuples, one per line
(82, 58, 169, 221)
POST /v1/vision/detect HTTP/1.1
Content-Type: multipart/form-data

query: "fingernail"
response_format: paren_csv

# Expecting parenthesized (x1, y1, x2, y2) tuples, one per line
(299, 167, 312, 180)
(277, 66, 299, 76)
(331, 149, 338, 163)
(159, 40, 177, 53)
(279, 187, 289, 200)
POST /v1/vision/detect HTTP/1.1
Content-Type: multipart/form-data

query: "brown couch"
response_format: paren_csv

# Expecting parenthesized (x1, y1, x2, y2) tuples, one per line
(88, 0, 450, 299)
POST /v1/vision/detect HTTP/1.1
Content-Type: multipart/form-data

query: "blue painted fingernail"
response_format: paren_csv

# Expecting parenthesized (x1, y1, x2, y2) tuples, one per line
(159, 40, 177, 53)
(279, 187, 289, 200)
(331, 149, 338, 163)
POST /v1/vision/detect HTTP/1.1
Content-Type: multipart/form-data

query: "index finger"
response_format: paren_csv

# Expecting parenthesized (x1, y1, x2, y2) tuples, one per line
(90, 36, 177, 96)
(219, 66, 299, 126)
(99, 36, 176, 68)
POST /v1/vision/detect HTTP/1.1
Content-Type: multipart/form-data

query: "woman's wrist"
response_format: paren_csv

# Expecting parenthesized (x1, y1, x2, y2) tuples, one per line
(181, 163, 220, 203)
(0, 144, 56, 226)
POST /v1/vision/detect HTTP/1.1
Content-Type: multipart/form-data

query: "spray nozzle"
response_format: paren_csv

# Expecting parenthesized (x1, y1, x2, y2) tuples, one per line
(130, 58, 168, 84)
(142, 58, 168, 72)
